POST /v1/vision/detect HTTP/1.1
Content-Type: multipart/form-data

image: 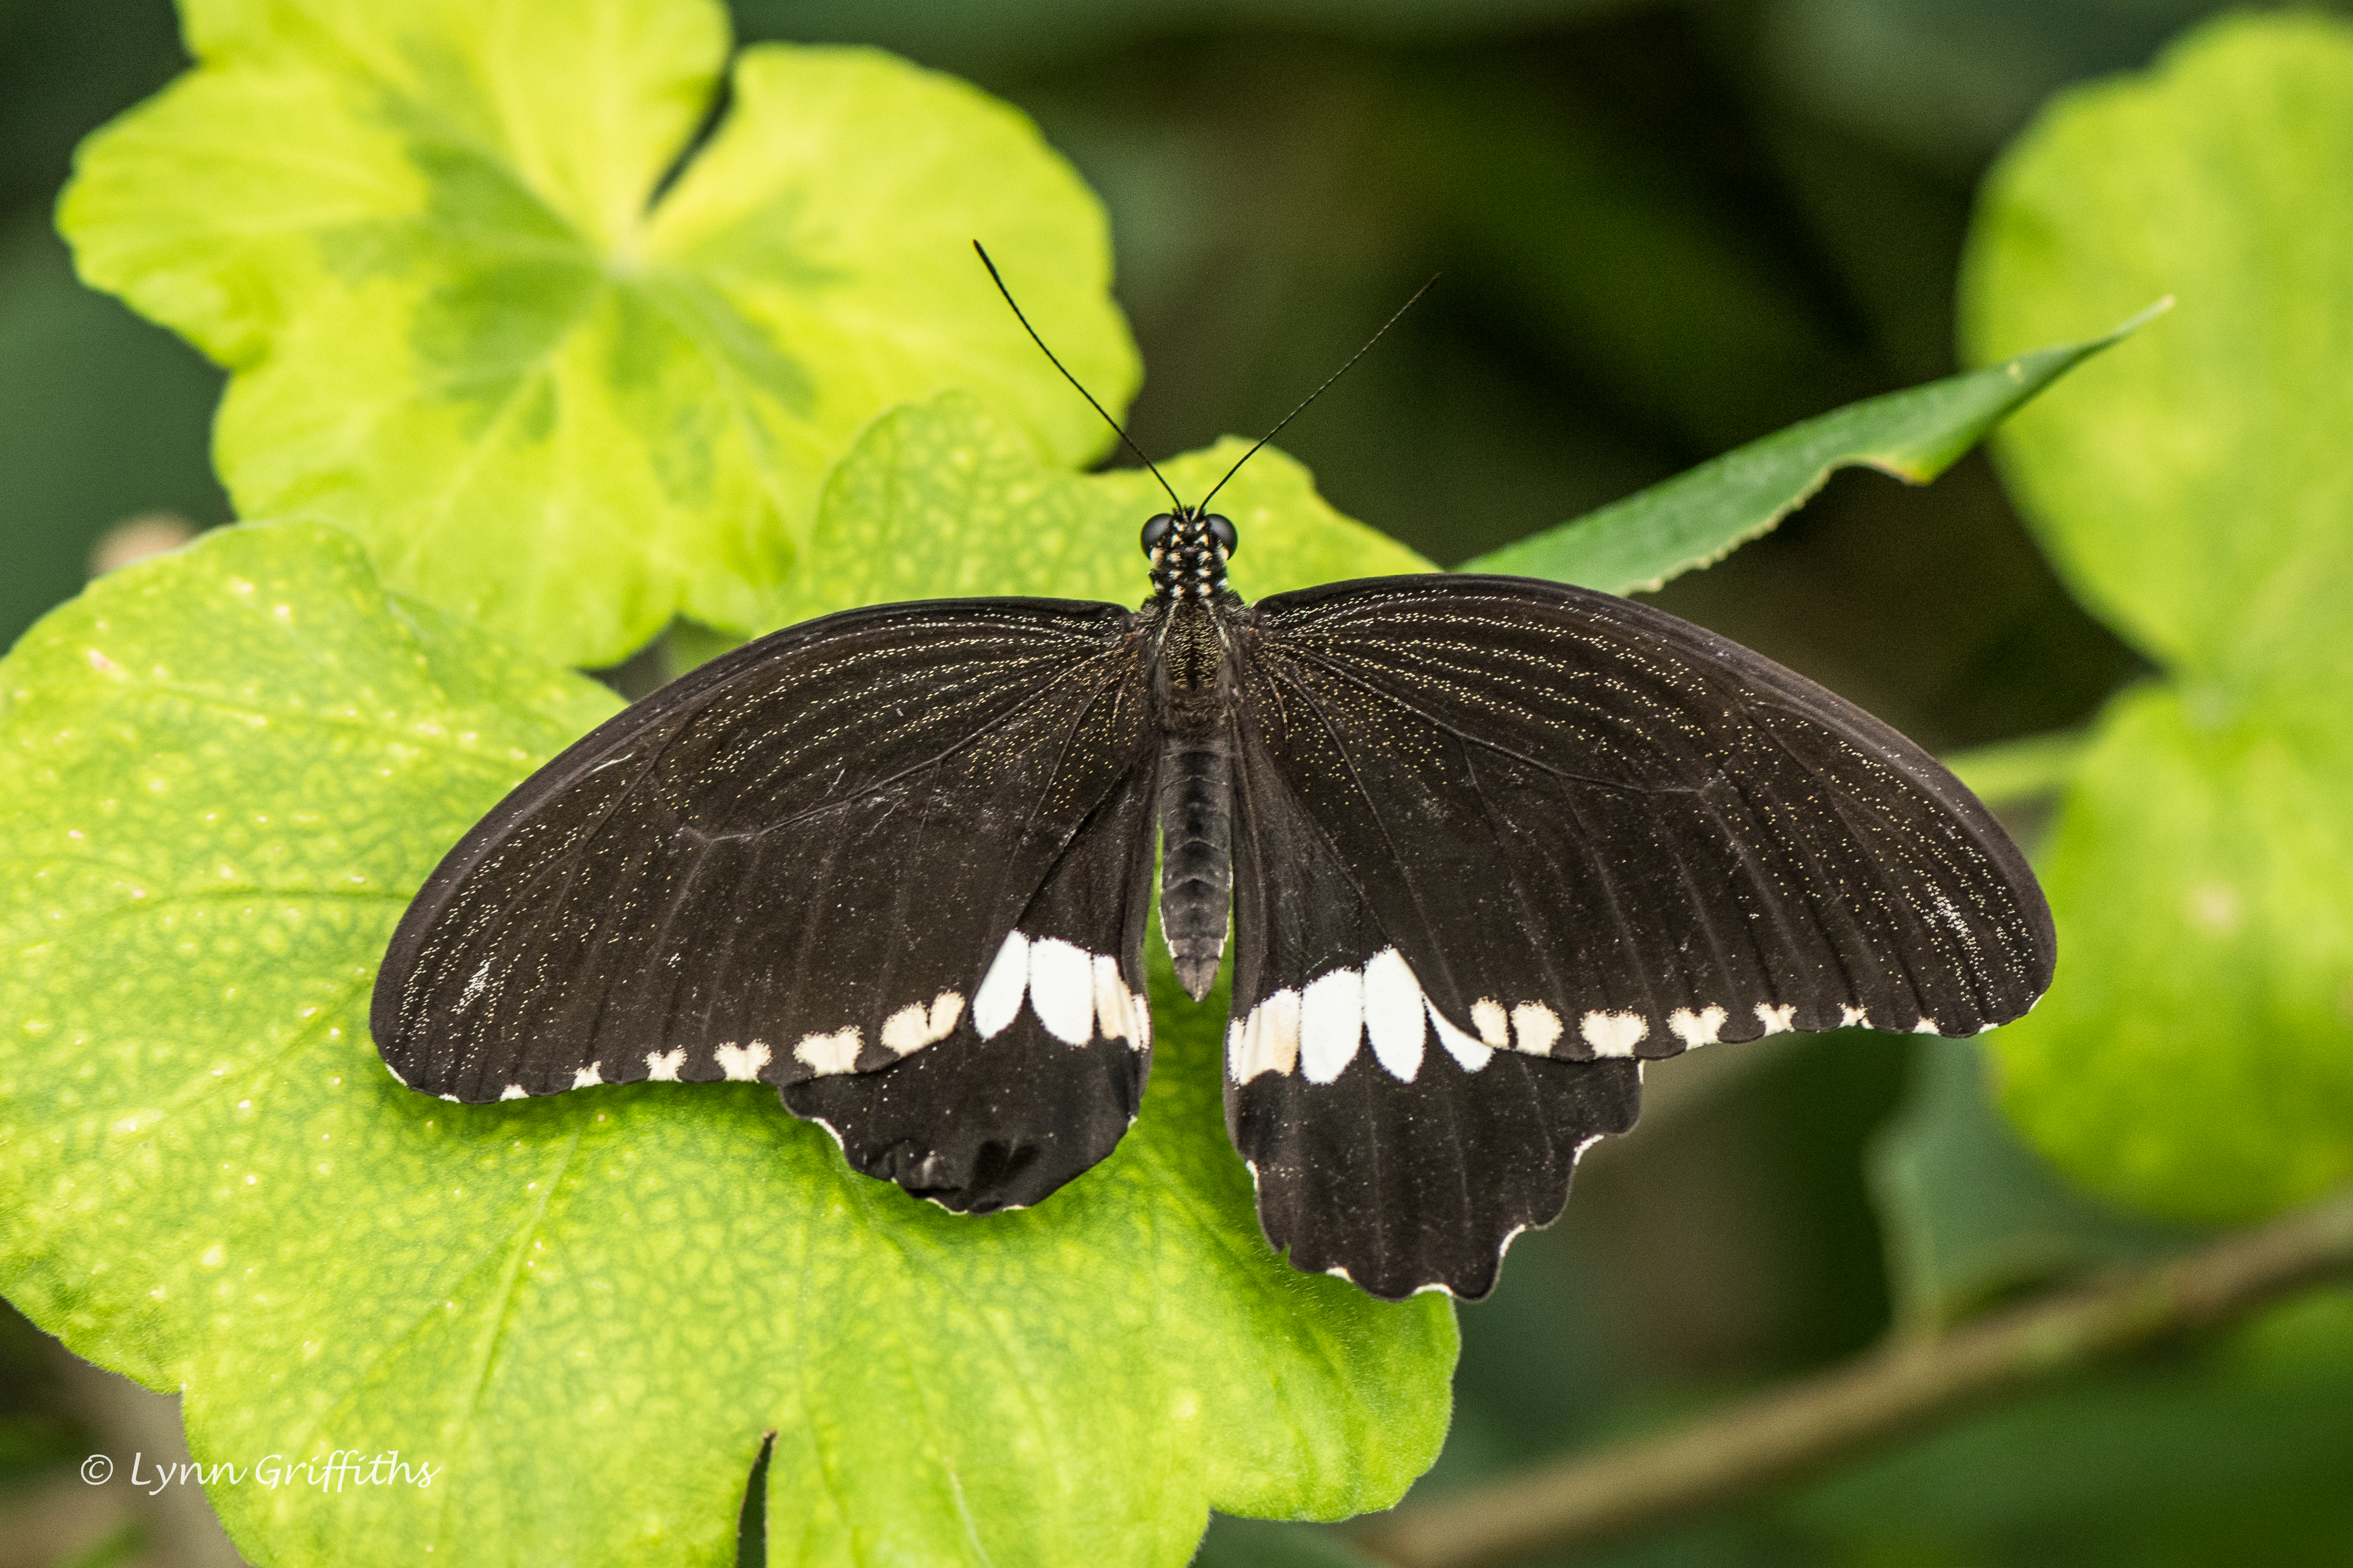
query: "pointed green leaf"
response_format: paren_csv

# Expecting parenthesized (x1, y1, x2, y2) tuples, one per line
(1456, 316, 2153, 592)
(1958, 15, 2353, 1224)
(59, 2, 1138, 668)
(0, 523, 1452, 1566)
(766, 391, 1435, 626)
(1964, 13, 2353, 688)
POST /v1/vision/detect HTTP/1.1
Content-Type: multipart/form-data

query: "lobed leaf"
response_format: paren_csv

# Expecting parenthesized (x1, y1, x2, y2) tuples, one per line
(765, 391, 1435, 627)
(1964, 13, 2353, 688)
(0, 523, 1452, 1567)
(1454, 316, 2151, 592)
(59, 0, 1138, 668)
(1960, 15, 2353, 1223)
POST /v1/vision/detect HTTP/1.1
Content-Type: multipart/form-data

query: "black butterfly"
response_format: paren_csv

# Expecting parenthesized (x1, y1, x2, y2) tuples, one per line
(371, 495, 2053, 1299)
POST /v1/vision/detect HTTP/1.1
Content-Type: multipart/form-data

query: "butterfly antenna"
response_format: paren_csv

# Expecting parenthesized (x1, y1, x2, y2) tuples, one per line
(1196, 273, 1440, 514)
(973, 241, 1185, 513)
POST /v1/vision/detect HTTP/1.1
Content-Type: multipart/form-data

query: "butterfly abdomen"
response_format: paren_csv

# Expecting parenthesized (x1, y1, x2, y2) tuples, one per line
(1157, 729, 1235, 1001)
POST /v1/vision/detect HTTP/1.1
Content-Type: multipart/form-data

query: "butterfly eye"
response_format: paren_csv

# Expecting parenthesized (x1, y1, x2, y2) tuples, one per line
(1140, 513, 1176, 555)
(1205, 514, 1238, 557)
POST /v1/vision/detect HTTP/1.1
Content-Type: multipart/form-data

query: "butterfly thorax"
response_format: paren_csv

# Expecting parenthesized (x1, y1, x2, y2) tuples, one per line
(1141, 508, 1244, 1000)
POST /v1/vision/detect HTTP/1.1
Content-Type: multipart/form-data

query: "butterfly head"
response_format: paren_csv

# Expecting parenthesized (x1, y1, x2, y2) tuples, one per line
(1143, 506, 1237, 602)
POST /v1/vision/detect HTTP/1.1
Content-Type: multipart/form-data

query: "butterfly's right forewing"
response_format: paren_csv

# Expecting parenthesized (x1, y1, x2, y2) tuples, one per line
(372, 598, 1162, 1210)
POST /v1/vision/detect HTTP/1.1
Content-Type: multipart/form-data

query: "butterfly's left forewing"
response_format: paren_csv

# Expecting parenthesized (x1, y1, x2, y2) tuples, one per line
(372, 598, 1162, 1212)
(1224, 574, 2055, 1298)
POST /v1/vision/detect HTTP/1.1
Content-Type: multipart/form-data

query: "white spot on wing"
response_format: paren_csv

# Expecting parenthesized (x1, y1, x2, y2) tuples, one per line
(644, 1048, 684, 1082)
(499, 1084, 527, 1101)
(1129, 990, 1152, 1052)
(794, 1028, 860, 1074)
(880, 1003, 931, 1057)
(1028, 937, 1095, 1046)
(572, 1062, 602, 1088)
(1912, 1016, 1942, 1035)
(1426, 1001, 1493, 1072)
(1092, 955, 1134, 1046)
(1362, 948, 1426, 1082)
(1755, 1002, 1798, 1035)
(973, 930, 1029, 1039)
(1299, 968, 1365, 1084)
(1840, 1004, 1869, 1028)
(1470, 997, 1510, 1048)
(929, 990, 964, 1040)
(715, 1039, 774, 1081)
(1515, 1002, 1568, 1057)
(1669, 1005, 1727, 1049)
(1232, 988, 1302, 1083)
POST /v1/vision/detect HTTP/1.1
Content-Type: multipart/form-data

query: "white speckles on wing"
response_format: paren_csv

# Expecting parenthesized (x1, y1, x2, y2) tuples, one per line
(1514, 1002, 1567, 1057)
(716, 1039, 775, 1081)
(572, 1062, 602, 1088)
(644, 1048, 685, 1082)
(793, 1028, 860, 1074)
(1028, 937, 1096, 1046)
(1362, 948, 1426, 1082)
(498, 1084, 527, 1101)
(1299, 968, 1365, 1084)
(1427, 1001, 1494, 1072)
(1755, 1002, 1798, 1035)
(456, 960, 491, 1014)
(1840, 1004, 1869, 1028)
(1470, 997, 1510, 1049)
(1669, 1005, 1727, 1049)
(973, 930, 1030, 1039)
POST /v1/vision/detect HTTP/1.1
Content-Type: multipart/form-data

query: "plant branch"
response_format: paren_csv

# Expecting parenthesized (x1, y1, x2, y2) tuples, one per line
(1355, 1186, 2353, 1568)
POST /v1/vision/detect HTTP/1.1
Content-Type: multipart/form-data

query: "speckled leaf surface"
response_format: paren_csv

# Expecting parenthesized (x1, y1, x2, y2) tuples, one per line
(765, 392, 1435, 628)
(59, 0, 1137, 668)
(1962, 15, 2353, 1221)
(1455, 317, 2147, 594)
(0, 524, 1454, 1566)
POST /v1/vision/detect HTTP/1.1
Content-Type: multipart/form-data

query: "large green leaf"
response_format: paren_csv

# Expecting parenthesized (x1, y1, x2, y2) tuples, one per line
(0, 524, 1453, 1566)
(767, 392, 1435, 627)
(1454, 315, 2151, 593)
(59, 0, 1138, 669)
(1964, 13, 2353, 689)
(1960, 15, 2353, 1222)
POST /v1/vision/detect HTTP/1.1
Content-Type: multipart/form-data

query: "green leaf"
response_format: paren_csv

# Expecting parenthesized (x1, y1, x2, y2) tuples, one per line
(1989, 686, 2353, 1221)
(0, 523, 1452, 1566)
(766, 391, 1435, 627)
(1454, 314, 2153, 593)
(1938, 729, 2087, 811)
(1957, 15, 2353, 1224)
(1870, 1036, 2206, 1329)
(59, 2, 1138, 668)
(1963, 13, 2353, 689)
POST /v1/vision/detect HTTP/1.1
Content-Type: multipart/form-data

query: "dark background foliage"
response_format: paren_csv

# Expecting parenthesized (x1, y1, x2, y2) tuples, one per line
(1, 2, 2333, 1564)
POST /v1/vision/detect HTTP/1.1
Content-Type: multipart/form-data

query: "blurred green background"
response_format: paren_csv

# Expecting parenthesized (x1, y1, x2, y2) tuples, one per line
(4, 2, 2345, 1565)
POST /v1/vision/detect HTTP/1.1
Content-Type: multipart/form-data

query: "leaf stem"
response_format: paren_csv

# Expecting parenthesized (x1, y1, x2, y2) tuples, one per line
(1353, 1185, 2353, 1568)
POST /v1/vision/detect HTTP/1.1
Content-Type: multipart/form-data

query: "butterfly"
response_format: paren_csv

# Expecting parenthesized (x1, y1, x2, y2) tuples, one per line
(371, 500, 2054, 1302)
(371, 251, 2053, 1301)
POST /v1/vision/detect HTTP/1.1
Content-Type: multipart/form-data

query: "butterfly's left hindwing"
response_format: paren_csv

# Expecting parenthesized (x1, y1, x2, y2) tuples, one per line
(1224, 574, 2055, 1298)
(371, 598, 1161, 1212)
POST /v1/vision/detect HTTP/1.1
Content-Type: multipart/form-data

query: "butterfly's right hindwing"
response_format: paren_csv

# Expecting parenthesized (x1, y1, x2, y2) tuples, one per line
(371, 598, 1161, 1210)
